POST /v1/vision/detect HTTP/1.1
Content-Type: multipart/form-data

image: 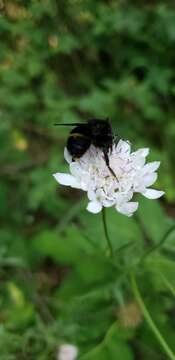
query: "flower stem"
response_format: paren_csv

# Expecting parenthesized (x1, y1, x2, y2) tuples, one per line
(102, 208, 113, 257)
(131, 273, 175, 360)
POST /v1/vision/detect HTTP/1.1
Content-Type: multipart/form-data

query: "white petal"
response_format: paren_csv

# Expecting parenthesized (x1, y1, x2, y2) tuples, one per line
(96, 188, 105, 199)
(142, 172, 158, 187)
(53, 173, 81, 189)
(142, 188, 165, 199)
(64, 147, 72, 164)
(115, 191, 133, 205)
(80, 180, 89, 191)
(87, 189, 96, 201)
(86, 201, 102, 214)
(142, 161, 160, 174)
(70, 162, 81, 177)
(133, 180, 146, 192)
(132, 148, 149, 158)
(131, 149, 149, 169)
(116, 201, 139, 217)
(131, 155, 146, 168)
(116, 140, 131, 154)
(58, 344, 78, 360)
(102, 199, 115, 207)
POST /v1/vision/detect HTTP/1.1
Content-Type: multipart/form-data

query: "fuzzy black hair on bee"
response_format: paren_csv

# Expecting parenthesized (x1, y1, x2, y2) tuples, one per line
(54, 118, 117, 178)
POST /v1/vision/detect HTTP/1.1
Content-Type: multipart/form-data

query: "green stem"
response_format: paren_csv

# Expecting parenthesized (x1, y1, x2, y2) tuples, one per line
(102, 208, 113, 257)
(131, 273, 175, 360)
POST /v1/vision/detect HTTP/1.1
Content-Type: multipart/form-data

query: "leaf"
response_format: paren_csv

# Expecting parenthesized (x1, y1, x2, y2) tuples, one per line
(146, 255, 175, 289)
(31, 225, 94, 265)
(137, 198, 170, 244)
(75, 255, 115, 285)
(80, 323, 134, 360)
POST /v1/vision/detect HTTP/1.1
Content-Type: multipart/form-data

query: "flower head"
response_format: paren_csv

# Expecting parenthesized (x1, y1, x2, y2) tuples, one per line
(117, 301, 142, 328)
(53, 140, 164, 216)
(57, 344, 78, 360)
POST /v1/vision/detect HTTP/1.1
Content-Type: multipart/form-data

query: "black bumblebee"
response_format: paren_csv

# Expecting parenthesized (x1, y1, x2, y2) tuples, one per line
(54, 118, 116, 178)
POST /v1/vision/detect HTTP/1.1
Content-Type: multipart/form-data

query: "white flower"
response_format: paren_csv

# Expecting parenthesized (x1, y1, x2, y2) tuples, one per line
(57, 344, 78, 360)
(53, 140, 164, 217)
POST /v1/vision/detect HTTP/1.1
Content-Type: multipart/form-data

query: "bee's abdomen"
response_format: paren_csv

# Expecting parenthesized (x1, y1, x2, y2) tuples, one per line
(67, 133, 91, 158)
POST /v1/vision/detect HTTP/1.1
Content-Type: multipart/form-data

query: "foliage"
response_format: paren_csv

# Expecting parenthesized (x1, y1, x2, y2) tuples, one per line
(0, 0, 175, 359)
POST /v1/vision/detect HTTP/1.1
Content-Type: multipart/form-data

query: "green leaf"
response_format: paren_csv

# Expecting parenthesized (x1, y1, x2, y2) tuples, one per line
(31, 225, 94, 265)
(137, 198, 169, 244)
(147, 255, 175, 290)
(80, 323, 134, 360)
(75, 255, 115, 285)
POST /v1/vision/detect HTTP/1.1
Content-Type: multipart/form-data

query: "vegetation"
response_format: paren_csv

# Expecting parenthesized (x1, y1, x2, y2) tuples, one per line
(1, 1, 175, 359)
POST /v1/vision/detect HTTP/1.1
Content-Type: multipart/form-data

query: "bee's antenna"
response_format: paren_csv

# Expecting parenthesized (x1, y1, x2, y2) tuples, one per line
(54, 123, 83, 126)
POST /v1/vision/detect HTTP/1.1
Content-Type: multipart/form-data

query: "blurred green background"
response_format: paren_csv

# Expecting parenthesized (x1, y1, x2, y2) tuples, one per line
(1, 1, 175, 359)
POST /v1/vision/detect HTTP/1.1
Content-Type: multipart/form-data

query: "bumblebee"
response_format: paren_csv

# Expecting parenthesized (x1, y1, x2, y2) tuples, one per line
(54, 118, 116, 178)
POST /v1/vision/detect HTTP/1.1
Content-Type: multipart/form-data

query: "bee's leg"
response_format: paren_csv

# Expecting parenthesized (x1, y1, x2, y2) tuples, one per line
(103, 151, 118, 181)
(113, 134, 120, 144)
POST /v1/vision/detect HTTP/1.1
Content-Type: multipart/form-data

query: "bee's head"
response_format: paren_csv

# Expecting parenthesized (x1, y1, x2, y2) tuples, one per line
(88, 118, 111, 137)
